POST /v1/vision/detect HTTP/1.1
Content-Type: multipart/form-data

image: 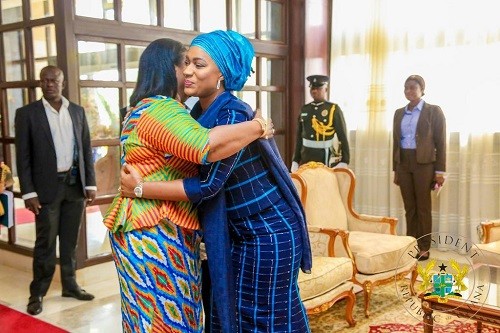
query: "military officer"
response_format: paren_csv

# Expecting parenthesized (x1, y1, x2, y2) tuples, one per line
(291, 74, 350, 172)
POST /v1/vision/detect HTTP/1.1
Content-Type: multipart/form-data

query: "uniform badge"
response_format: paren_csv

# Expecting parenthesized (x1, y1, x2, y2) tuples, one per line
(321, 109, 328, 117)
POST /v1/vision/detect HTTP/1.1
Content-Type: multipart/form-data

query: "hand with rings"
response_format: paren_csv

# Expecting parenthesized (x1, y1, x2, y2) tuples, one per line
(264, 118, 275, 140)
(253, 108, 274, 140)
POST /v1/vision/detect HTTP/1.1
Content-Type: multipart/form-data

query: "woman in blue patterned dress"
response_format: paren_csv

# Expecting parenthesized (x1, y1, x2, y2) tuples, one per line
(120, 30, 312, 333)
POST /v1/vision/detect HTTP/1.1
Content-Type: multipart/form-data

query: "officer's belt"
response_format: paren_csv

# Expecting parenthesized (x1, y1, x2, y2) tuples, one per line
(302, 138, 333, 149)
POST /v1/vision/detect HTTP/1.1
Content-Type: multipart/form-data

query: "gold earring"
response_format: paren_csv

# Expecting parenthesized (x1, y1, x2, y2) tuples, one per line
(216, 78, 221, 90)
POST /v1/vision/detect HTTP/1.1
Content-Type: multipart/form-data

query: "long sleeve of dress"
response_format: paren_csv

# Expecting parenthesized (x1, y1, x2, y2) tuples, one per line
(183, 109, 248, 204)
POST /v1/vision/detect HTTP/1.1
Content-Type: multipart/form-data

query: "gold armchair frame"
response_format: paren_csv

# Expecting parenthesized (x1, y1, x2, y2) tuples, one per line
(292, 162, 417, 317)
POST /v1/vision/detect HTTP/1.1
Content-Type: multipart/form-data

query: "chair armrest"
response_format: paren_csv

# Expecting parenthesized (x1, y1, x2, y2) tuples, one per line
(308, 226, 354, 259)
(347, 214, 397, 235)
(478, 220, 500, 243)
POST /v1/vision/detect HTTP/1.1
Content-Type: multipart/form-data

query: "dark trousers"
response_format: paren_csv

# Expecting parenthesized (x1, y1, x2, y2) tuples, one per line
(397, 149, 435, 251)
(29, 176, 85, 297)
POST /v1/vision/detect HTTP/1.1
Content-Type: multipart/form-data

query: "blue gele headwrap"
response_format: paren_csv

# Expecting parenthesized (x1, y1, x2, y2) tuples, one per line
(190, 30, 254, 91)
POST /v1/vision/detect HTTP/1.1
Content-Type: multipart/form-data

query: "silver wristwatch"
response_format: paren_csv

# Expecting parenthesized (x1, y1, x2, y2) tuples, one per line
(134, 181, 144, 198)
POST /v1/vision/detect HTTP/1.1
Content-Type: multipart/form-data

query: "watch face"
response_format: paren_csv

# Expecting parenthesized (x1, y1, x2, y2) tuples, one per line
(134, 186, 142, 197)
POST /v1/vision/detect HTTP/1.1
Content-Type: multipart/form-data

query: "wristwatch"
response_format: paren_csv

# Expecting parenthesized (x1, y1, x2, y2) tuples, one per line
(134, 181, 144, 198)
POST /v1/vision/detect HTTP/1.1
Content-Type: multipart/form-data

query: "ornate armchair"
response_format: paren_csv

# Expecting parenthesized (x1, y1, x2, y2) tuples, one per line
(292, 175, 356, 327)
(474, 220, 500, 266)
(291, 162, 418, 317)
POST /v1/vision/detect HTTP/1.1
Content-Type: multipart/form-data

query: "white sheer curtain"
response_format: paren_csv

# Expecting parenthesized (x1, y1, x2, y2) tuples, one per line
(330, 0, 500, 244)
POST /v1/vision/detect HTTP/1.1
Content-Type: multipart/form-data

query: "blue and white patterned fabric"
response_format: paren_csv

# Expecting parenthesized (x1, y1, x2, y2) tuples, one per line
(184, 91, 311, 332)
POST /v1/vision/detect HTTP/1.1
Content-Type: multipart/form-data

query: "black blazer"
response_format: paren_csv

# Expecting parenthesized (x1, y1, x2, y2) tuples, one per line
(15, 99, 96, 203)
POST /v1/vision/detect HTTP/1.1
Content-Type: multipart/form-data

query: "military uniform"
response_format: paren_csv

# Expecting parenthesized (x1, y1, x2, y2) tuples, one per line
(292, 75, 350, 167)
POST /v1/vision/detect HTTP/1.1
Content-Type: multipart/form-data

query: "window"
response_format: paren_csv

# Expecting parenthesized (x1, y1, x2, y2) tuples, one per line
(200, 0, 226, 32)
(80, 87, 120, 140)
(122, 0, 157, 25)
(260, 0, 284, 42)
(163, 0, 193, 30)
(5, 88, 28, 136)
(78, 41, 119, 81)
(32, 24, 57, 74)
(30, 0, 54, 20)
(124, 45, 146, 82)
(75, 0, 114, 19)
(1, 0, 23, 24)
(232, 0, 255, 37)
(3, 30, 26, 81)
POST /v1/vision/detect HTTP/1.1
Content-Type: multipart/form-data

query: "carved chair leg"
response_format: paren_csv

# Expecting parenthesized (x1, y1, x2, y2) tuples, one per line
(363, 282, 373, 318)
(345, 288, 356, 327)
(410, 265, 418, 295)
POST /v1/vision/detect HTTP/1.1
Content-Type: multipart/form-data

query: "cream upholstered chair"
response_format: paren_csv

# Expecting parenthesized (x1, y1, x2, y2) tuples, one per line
(292, 175, 356, 327)
(292, 162, 418, 317)
(474, 220, 500, 266)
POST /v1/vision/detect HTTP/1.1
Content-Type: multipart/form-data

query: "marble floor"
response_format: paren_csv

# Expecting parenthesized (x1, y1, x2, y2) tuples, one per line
(0, 248, 475, 333)
(0, 250, 122, 333)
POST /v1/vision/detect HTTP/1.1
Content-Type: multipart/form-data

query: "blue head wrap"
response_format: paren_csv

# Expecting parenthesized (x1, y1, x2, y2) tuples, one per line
(190, 30, 254, 91)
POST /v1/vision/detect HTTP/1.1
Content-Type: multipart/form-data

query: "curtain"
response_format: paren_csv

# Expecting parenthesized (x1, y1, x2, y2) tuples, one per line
(330, 0, 500, 245)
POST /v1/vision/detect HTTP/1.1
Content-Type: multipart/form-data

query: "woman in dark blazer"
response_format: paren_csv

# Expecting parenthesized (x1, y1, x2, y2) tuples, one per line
(393, 75, 446, 261)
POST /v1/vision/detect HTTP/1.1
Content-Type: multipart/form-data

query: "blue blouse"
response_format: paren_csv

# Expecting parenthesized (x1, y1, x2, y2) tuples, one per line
(400, 99, 424, 149)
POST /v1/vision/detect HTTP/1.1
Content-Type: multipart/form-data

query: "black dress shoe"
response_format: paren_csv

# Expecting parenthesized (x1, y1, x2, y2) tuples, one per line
(62, 289, 95, 301)
(27, 296, 43, 315)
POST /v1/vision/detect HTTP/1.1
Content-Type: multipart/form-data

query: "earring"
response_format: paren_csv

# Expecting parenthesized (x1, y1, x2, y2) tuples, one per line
(216, 78, 221, 90)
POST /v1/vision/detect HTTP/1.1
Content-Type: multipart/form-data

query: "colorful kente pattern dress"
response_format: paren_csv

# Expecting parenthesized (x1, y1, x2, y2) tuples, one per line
(103, 95, 211, 333)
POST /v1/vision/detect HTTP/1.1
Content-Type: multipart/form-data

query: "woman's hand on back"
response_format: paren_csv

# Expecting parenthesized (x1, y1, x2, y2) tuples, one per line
(253, 108, 274, 139)
(120, 164, 143, 198)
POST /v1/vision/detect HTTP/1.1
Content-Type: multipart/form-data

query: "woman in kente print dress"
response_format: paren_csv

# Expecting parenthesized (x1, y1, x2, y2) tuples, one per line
(120, 31, 312, 333)
(103, 38, 272, 333)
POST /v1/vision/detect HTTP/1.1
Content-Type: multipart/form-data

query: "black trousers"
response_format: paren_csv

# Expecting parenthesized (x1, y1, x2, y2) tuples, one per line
(397, 149, 435, 251)
(29, 176, 85, 297)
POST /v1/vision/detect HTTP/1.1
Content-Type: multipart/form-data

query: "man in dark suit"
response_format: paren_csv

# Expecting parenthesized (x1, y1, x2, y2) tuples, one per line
(15, 65, 97, 316)
(291, 75, 350, 171)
